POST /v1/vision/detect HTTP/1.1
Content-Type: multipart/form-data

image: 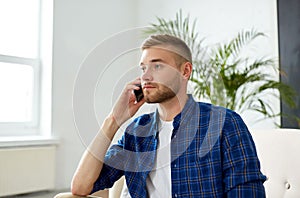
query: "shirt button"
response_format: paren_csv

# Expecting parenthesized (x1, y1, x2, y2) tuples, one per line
(174, 194, 178, 197)
(174, 164, 177, 168)
(174, 135, 177, 138)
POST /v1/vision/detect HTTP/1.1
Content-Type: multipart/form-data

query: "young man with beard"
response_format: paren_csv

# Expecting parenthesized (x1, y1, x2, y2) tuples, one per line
(56, 34, 266, 198)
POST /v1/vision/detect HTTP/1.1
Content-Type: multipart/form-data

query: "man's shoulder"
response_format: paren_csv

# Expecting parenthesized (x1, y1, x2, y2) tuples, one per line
(123, 112, 156, 135)
(197, 101, 239, 117)
(132, 112, 156, 126)
(123, 112, 157, 140)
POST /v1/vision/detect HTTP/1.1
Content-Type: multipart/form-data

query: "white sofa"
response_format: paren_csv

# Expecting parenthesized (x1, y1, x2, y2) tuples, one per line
(251, 128, 300, 198)
(97, 129, 300, 198)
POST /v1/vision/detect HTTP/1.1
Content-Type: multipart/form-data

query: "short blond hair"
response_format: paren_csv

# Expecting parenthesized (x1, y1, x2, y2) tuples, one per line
(141, 34, 192, 65)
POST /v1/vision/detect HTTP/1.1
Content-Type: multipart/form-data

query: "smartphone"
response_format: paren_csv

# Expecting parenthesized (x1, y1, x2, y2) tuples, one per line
(134, 84, 144, 102)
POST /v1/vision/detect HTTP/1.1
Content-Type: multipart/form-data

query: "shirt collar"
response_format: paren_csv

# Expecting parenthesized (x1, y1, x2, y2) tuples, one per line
(153, 94, 195, 131)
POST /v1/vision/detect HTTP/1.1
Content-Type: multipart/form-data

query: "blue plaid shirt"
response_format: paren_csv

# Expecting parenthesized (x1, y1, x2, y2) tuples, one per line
(92, 95, 266, 197)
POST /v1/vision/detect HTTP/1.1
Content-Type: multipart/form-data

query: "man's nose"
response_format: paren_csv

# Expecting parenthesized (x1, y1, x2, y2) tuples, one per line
(141, 67, 153, 82)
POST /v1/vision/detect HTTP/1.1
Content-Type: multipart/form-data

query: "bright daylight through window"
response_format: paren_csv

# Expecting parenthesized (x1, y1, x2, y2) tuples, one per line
(0, 0, 41, 136)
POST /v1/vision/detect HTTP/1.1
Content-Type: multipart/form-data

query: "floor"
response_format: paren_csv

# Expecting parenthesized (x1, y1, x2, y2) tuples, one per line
(5, 190, 67, 198)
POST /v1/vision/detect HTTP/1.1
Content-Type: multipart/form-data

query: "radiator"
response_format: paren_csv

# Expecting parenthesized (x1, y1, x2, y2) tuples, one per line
(0, 145, 56, 197)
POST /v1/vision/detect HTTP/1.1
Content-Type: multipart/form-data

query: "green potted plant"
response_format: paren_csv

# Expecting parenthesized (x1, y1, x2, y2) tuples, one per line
(144, 10, 298, 127)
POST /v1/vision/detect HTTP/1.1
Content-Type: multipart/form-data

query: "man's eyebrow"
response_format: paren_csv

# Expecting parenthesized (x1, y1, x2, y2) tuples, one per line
(140, 58, 166, 66)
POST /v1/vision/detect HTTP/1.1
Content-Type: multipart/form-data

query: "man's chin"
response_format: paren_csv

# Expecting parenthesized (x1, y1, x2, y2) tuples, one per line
(144, 97, 157, 104)
(144, 94, 159, 103)
(144, 94, 175, 104)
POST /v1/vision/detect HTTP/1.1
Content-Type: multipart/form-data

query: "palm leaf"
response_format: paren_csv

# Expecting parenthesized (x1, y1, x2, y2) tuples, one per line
(144, 9, 298, 127)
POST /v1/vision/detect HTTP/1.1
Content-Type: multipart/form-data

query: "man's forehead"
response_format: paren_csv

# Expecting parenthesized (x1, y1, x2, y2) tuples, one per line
(140, 46, 179, 58)
(140, 48, 176, 65)
(139, 58, 168, 66)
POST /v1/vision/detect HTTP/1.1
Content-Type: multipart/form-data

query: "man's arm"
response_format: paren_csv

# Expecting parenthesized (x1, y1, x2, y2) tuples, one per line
(222, 111, 267, 197)
(71, 116, 119, 196)
(71, 78, 145, 196)
(227, 181, 266, 197)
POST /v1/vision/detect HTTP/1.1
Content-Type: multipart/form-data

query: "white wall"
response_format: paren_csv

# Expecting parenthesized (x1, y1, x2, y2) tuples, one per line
(52, 0, 138, 189)
(53, 0, 278, 189)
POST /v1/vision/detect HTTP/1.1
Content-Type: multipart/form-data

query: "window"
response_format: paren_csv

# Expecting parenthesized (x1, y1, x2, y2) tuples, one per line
(0, 0, 53, 137)
(0, 62, 35, 123)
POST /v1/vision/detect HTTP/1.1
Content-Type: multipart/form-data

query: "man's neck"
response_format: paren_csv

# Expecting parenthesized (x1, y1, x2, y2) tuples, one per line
(158, 94, 188, 121)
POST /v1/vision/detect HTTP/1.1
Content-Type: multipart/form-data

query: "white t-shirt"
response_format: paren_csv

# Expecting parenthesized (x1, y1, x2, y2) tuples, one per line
(121, 119, 173, 198)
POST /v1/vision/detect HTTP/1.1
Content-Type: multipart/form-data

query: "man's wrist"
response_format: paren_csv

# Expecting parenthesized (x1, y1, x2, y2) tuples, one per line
(102, 115, 120, 140)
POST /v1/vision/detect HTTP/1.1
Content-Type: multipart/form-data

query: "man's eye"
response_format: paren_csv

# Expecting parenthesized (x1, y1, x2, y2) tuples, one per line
(154, 64, 162, 70)
(140, 66, 146, 72)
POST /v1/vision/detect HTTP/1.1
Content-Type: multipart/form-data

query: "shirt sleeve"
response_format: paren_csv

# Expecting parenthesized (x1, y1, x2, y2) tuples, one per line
(227, 181, 266, 197)
(221, 111, 267, 196)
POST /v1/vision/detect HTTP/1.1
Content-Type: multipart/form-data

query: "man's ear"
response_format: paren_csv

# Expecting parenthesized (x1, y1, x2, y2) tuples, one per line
(182, 62, 193, 79)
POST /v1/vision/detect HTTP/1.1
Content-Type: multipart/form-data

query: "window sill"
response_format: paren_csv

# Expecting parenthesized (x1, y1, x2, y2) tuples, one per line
(0, 136, 59, 148)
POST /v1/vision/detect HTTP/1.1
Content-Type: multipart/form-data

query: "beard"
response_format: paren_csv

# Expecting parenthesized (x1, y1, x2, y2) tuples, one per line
(144, 81, 180, 103)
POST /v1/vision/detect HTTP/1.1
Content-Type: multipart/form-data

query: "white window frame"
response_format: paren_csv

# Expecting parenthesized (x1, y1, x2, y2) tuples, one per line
(0, 0, 53, 138)
(0, 55, 40, 136)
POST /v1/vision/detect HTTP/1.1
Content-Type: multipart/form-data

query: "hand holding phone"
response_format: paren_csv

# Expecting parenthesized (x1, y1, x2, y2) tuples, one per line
(134, 84, 144, 102)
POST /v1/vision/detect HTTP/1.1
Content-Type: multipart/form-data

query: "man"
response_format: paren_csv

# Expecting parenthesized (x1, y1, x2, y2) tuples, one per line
(56, 34, 266, 198)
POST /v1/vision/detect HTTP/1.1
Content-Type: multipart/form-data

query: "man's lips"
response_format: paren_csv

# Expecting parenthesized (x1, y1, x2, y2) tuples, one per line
(143, 84, 156, 90)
